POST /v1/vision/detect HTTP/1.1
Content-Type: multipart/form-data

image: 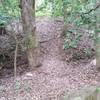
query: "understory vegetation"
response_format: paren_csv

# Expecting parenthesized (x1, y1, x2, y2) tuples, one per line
(1, 0, 100, 54)
(0, 0, 100, 100)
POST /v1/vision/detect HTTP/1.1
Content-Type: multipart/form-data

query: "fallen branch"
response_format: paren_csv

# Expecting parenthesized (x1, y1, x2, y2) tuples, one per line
(39, 35, 62, 43)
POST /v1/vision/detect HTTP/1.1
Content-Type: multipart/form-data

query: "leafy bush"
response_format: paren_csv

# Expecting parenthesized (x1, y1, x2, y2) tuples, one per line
(62, 0, 100, 50)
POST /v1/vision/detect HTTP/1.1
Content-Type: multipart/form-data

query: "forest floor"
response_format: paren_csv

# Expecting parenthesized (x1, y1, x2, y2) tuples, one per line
(0, 17, 100, 100)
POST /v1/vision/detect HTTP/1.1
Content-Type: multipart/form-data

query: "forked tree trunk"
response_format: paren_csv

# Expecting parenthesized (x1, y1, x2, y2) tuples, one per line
(20, 0, 41, 68)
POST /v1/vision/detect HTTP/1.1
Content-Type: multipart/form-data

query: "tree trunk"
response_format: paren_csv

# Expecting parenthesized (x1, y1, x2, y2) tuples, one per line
(20, 0, 41, 68)
(62, 0, 68, 37)
(62, 0, 68, 21)
(95, 35, 100, 69)
(95, 6, 100, 69)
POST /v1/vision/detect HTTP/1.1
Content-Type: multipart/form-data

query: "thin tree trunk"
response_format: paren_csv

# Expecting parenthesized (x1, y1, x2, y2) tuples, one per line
(62, 0, 67, 37)
(62, 0, 67, 21)
(95, 35, 100, 69)
(20, 0, 41, 68)
(94, 3, 100, 69)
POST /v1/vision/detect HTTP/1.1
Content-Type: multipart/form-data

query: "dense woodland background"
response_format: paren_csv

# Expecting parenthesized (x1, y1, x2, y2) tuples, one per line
(0, 0, 100, 100)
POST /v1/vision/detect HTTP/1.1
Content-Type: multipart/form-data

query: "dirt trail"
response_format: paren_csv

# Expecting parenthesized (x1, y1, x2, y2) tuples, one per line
(0, 17, 100, 100)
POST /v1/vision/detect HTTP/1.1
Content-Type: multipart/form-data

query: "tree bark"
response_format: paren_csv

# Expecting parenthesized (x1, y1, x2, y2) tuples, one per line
(95, 10, 100, 69)
(62, 0, 68, 21)
(20, 0, 41, 68)
(95, 35, 100, 69)
(62, 0, 68, 37)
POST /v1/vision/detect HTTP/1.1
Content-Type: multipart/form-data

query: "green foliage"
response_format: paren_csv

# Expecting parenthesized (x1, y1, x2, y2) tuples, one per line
(0, 0, 20, 26)
(36, 0, 51, 16)
(0, 0, 20, 16)
(63, 0, 100, 50)
(0, 0, 99, 54)
(51, 0, 63, 17)
(36, 0, 63, 17)
(96, 87, 100, 93)
(63, 30, 82, 49)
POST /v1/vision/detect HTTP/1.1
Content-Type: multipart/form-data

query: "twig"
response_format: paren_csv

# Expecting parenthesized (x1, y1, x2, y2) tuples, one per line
(14, 41, 18, 77)
(84, 3, 100, 14)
